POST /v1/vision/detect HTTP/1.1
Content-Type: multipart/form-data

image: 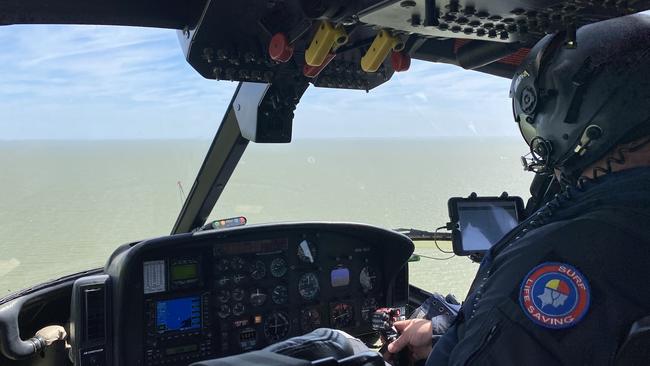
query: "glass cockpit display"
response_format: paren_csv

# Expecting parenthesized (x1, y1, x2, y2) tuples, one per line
(331, 267, 350, 287)
(156, 296, 201, 333)
(171, 263, 198, 282)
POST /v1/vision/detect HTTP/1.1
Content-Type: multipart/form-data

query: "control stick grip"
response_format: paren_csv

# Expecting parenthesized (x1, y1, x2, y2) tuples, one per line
(0, 296, 66, 360)
(34, 325, 67, 348)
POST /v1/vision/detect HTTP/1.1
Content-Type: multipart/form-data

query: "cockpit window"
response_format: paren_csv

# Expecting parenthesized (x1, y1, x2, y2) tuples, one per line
(209, 64, 533, 296)
(0, 25, 228, 295)
(209, 138, 530, 296)
(2, 26, 531, 298)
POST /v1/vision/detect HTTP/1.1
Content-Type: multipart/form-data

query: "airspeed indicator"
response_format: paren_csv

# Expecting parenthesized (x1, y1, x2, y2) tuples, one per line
(270, 257, 288, 278)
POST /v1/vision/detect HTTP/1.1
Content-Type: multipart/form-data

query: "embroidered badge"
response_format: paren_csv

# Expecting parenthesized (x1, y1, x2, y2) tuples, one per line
(519, 262, 590, 329)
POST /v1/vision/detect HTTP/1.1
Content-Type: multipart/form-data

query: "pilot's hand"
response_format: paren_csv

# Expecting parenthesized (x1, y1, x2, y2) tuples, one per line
(386, 319, 433, 361)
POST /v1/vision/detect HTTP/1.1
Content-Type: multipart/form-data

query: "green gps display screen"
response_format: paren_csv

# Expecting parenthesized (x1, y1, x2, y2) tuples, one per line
(170, 263, 198, 281)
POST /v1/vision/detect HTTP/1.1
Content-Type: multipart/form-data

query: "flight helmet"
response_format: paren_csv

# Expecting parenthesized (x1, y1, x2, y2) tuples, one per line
(510, 13, 650, 182)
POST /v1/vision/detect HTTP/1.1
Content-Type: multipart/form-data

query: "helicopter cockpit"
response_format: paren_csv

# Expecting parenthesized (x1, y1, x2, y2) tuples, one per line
(1, 1, 649, 366)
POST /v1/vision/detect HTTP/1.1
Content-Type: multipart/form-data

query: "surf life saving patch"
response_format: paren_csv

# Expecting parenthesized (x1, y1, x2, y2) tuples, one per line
(519, 262, 590, 329)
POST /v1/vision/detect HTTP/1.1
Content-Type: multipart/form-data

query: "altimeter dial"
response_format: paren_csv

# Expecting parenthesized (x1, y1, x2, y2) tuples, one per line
(272, 285, 288, 305)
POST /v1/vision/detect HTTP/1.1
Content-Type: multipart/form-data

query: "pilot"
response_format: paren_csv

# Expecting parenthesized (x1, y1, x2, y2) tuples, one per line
(266, 13, 650, 366)
(388, 13, 650, 365)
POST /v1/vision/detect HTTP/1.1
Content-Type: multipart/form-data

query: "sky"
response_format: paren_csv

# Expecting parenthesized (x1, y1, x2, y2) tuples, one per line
(0, 24, 519, 140)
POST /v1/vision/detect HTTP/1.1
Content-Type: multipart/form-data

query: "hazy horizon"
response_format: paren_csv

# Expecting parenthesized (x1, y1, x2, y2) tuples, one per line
(0, 138, 532, 296)
(0, 135, 524, 141)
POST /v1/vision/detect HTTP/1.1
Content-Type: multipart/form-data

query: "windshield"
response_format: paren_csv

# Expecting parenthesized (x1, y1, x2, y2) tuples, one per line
(210, 139, 529, 228)
(209, 138, 530, 296)
(209, 68, 532, 296)
(1, 25, 531, 298)
(0, 25, 233, 295)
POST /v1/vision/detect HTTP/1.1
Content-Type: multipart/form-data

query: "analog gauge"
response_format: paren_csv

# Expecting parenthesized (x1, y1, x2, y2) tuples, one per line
(217, 289, 231, 303)
(361, 298, 378, 321)
(360, 266, 378, 292)
(297, 240, 317, 264)
(233, 302, 246, 316)
(216, 258, 230, 272)
(231, 256, 246, 271)
(298, 272, 320, 301)
(250, 288, 267, 307)
(232, 288, 245, 302)
(250, 260, 266, 280)
(270, 257, 288, 278)
(300, 307, 322, 333)
(217, 304, 231, 319)
(264, 312, 290, 342)
(233, 273, 246, 285)
(216, 275, 231, 288)
(271, 285, 288, 305)
(330, 303, 354, 329)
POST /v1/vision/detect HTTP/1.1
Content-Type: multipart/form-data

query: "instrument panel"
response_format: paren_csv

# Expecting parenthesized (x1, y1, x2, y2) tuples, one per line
(104, 223, 413, 366)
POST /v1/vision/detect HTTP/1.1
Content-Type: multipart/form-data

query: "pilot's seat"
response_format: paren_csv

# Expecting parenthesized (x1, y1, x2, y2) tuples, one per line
(190, 328, 384, 366)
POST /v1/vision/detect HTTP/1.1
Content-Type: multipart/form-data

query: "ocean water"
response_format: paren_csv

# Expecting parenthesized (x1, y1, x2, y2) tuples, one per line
(0, 138, 531, 298)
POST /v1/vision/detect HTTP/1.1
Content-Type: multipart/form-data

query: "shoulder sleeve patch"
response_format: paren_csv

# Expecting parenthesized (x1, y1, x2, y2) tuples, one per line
(519, 262, 591, 329)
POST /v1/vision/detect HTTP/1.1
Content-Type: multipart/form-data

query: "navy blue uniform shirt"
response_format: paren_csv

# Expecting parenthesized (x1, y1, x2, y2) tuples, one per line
(427, 168, 650, 365)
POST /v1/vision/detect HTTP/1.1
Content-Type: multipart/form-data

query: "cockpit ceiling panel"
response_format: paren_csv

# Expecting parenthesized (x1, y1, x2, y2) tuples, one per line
(1, 0, 650, 86)
(0, 0, 208, 29)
